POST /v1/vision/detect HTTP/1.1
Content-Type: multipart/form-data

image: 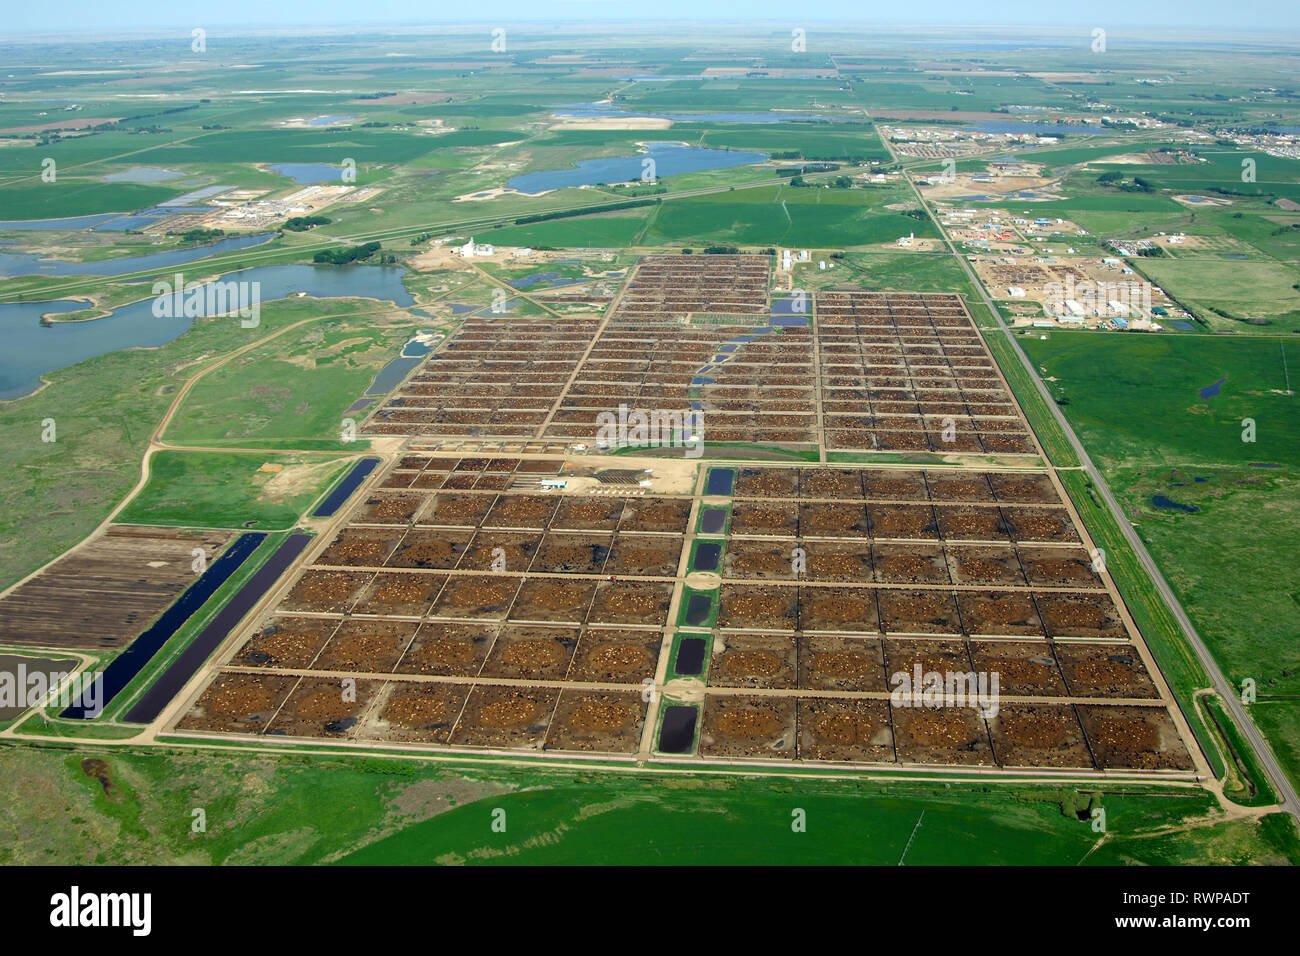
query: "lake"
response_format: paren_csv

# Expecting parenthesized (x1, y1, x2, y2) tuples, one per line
(507, 142, 768, 195)
(0, 213, 126, 231)
(270, 163, 348, 183)
(964, 121, 1079, 136)
(0, 233, 274, 278)
(102, 166, 185, 183)
(0, 263, 414, 400)
(555, 103, 825, 124)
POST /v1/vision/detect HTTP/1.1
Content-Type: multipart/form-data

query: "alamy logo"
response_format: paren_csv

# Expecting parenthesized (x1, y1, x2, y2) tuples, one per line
(595, 404, 703, 458)
(152, 272, 261, 328)
(49, 886, 151, 936)
(889, 665, 1000, 718)
(0, 664, 103, 717)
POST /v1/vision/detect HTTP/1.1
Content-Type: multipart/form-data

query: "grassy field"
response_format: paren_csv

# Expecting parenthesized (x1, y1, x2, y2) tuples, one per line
(643, 183, 935, 248)
(1021, 332, 1299, 469)
(1137, 257, 1300, 332)
(0, 745, 1294, 866)
(0, 180, 189, 219)
(340, 779, 1297, 865)
(478, 213, 651, 248)
(162, 308, 418, 447)
(116, 450, 352, 529)
(0, 295, 360, 591)
(1023, 331, 1300, 787)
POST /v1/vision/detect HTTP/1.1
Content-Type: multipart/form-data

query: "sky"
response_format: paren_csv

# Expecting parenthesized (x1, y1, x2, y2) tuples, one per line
(3, 1, 1299, 35)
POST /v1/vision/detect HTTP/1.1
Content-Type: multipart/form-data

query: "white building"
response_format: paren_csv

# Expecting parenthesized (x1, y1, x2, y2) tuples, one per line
(460, 237, 495, 258)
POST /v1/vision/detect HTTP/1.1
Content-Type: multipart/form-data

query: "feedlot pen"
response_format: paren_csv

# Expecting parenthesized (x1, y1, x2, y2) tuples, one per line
(164, 259, 1207, 782)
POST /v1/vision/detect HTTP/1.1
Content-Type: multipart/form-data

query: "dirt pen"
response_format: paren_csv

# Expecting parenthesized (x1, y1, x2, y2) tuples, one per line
(168, 255, 1201, 779)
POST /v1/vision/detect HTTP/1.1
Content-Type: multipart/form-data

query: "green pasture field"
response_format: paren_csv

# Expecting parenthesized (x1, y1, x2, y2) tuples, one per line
(686, 122, 889, 161)
(116, 450, 352, 529)
(643, 182, 936, 248)
(834, 250, 976, 293)
(162, 310, 419, 447)
(1135, 257, 1300, 331)
(340, 777, 1296, 866)
(1, 745, 1293, 866)
(478, 213, 651, 248)
(0, 180, 187, 219)
(1023, 331, 1300, 785)
(1021, 332, 1299, 469)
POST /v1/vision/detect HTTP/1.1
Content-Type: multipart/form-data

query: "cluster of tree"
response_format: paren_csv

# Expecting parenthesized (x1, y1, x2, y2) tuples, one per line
(598, 182, 666, 196)
(283, 215, 331, 232)
(176, 227, 225, 243)
(313, 241, 382, 265)
(355, 91, 395, 99)
(1207, 185, 1266, 198)
(1133, 245, 1165, 257)
(902, 208, 930, 221)
(1096, 170, 1155, 192)
(702, 246, 740, 254)
(779, 162, 840, 178)
(1057, 791, 1102, 821)
(801, 152, 877, 163)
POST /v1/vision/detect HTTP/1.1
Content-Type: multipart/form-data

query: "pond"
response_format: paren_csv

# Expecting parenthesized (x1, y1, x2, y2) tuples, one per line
(693, 542, 722, 572)
(699, 507, 728, 534)
(365, 336, 433, 396)
(1198, 376, 1227, 399)
(0, 213, 130, 231)
(674, 637, 707, 676)
(683, 593, 714, 627)
(0, 263, 414, 400)
(1151, 495, 1199, 514)
(963, 121, 1075, 136)
(121, 534, 314, 725)
(658, 705, 699, 753)
(313, 459, 381, 517)
(705, 468, 735, 496)
(507, 141, 768, 195)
